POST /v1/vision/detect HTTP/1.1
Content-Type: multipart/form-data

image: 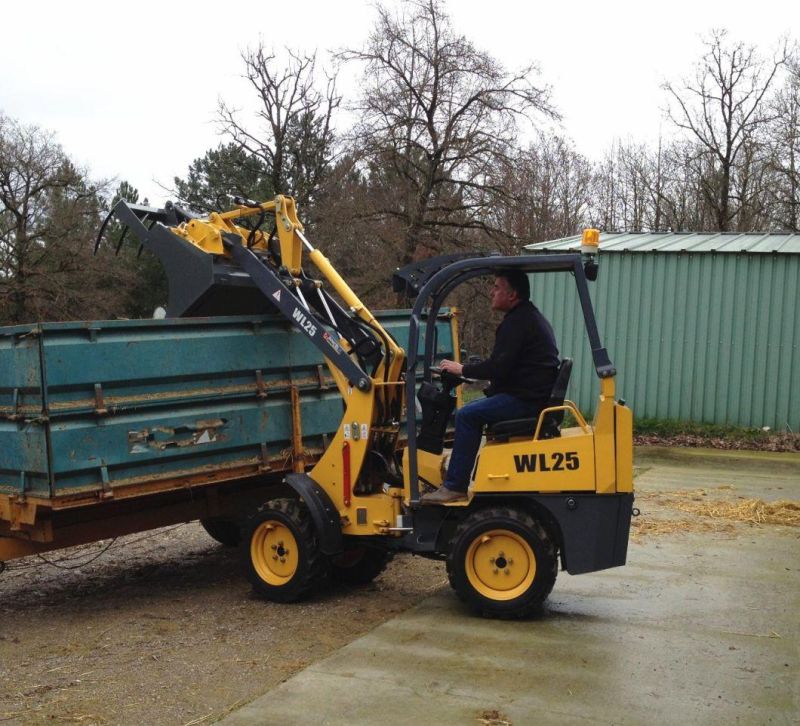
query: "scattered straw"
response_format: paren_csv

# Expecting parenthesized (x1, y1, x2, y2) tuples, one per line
(631, 488, 800, 540)
(650, 488, 800, 527)
(630, 518, 732, 540)
(183, 713, 213, 726)
(720, 630, 782, 639)
(673, 498, 800, 526)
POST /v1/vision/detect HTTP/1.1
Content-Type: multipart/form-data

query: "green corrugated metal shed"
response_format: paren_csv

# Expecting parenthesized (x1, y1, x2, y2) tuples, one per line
(525, 232, 800, 431)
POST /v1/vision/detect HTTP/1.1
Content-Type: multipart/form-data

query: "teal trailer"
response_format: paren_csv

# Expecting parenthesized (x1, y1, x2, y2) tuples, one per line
(0, 311, 456, 561)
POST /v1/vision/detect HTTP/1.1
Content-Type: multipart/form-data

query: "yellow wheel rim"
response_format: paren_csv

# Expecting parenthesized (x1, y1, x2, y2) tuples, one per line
(465, 529, 536, 601)
(250, 520, 300, 586)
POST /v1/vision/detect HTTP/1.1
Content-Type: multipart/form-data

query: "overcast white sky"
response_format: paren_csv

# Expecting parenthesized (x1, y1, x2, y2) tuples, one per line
(1, 0, 796, 205)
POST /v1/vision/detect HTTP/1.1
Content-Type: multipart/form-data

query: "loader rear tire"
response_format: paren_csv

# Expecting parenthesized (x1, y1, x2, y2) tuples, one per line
(330, 544, 393, 586)
(241, 498, 328, 603)
(200, 517, 240, 547)
(447, 507, 557, 619)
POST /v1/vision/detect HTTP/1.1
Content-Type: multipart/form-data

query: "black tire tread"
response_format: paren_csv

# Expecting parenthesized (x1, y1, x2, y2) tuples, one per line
(241, 498, 328, 603)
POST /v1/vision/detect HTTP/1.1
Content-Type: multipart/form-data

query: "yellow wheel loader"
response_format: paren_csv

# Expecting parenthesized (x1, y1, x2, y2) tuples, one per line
(99, 195, 634, 618)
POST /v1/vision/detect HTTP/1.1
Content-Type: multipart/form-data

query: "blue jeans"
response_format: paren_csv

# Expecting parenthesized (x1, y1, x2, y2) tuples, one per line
(445, 394, 543, 492)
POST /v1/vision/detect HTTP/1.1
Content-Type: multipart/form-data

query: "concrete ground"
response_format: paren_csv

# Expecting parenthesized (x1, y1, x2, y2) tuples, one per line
(221, 448, 800, 725)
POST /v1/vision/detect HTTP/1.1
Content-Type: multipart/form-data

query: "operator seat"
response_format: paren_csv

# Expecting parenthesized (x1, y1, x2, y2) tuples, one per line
(487, 358, 573, 443)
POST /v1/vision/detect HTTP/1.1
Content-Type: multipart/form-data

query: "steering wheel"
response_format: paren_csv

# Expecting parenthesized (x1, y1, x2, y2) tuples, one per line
(430, 366, 473, 386)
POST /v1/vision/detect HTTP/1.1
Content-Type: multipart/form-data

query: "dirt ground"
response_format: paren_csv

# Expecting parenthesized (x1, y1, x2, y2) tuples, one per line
(1, 448, 797, 725)
(0, 529, 445, 725)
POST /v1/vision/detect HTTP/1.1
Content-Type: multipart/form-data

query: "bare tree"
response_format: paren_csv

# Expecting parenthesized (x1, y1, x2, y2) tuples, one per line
(501, 133, 591, 243)
(593, 138, 697, 233)
(0, 114, 133, 324)
(595, 141, 654, 231)
(340, 0, 557, 264)
(731, 134, 773, 230)
(766, 52, 800, 230)
(655, 140, 706, 231)
(218, 47, 340, 217)
(663, 30, 787, 231)
(589, 141, 648, 232)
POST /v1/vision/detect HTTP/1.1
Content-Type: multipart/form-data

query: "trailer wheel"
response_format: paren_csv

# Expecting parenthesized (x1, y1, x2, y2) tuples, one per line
(200, 517, 240, 547)
(241, 498, 328, 603)
(330, 544, 393, 586)
(447, 507, 557, 619)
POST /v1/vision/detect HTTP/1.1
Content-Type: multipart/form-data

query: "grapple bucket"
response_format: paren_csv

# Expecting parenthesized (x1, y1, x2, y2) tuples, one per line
(96, 200, 276, 317)
(96, 198, 388, 390)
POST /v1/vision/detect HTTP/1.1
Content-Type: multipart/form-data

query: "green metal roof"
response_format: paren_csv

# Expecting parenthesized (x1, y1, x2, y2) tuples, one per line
(525, 231, 800, 254)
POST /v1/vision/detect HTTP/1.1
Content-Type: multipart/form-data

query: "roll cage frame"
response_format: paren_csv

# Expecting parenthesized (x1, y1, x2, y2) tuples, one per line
(401, 253, 615, 505)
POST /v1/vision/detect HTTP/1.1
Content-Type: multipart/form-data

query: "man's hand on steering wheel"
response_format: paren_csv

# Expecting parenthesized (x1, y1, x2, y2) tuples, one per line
(439, 359, 463, 377)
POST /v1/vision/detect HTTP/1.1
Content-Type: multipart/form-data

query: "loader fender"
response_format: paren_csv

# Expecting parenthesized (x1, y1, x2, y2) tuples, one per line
(283, 473, 343, 555)
(470, 492, 633, 574)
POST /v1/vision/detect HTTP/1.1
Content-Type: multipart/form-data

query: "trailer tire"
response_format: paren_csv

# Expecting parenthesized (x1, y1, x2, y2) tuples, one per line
(330, 544, 393, 586)
(200, 517, 240, 547)
(241, 498, 328, 603)
(447, 507, 557, 619)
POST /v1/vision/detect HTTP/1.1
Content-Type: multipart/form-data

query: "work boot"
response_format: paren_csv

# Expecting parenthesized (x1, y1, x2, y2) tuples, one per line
(421, 486, 467, 504)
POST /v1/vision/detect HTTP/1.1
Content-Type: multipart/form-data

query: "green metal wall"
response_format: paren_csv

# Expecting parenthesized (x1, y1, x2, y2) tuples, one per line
(530, 253, 800, 431)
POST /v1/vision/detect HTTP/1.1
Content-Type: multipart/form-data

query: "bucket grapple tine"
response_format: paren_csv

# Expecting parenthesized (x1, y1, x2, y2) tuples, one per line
(94, 205, 119, 254)
(95, 201, 165, 255)
(113, 226, 129, 255)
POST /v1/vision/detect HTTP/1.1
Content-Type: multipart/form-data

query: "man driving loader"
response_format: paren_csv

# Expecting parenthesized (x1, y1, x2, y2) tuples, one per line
(421, 270, 560, 504)
(92, 196, 632, 616)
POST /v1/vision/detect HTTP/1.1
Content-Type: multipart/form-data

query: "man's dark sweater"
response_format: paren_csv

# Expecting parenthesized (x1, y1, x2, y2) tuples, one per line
(462, 300, 559, 402)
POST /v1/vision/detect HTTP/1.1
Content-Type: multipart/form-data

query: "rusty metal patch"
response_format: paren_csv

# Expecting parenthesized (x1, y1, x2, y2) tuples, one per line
(128, 418, 228, 454)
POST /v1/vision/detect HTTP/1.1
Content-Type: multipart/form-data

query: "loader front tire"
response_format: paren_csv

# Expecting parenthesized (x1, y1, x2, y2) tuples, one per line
(241, 498, 328, 603)
(447, 507, 557, 619)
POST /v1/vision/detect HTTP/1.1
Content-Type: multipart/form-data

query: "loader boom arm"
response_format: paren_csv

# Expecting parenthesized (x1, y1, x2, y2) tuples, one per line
(97, 195, 406, 395)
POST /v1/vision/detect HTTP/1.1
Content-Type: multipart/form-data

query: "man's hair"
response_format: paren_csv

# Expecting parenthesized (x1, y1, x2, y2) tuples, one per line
(497, 270, 530, 301)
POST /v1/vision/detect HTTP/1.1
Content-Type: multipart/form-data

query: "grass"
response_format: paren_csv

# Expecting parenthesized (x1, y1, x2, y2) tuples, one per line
(461, 386, 483, 404)
(633, 417, 799, 452)
(635, 417, 781, 440)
